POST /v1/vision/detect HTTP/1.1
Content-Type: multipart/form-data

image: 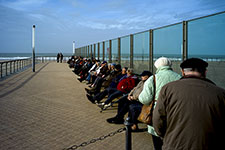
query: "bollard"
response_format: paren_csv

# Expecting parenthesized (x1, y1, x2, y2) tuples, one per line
(124, 117, 133, 150)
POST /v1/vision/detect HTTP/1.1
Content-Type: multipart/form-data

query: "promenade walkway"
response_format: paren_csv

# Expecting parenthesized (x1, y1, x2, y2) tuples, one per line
(0, 62, 153, 150)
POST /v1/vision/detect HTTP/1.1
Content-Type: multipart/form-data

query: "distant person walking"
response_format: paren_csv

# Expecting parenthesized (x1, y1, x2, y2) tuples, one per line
(57, 53, 60, 63)
(60, 53, 63, 63)
(153, 58, 225, 150)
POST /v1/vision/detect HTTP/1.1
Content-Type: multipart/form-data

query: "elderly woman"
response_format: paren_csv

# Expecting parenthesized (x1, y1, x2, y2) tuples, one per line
(138, 57, 181, 150)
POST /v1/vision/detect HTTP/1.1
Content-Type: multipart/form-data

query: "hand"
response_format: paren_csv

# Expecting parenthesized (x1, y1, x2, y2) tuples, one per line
(127, 95, 132, 101)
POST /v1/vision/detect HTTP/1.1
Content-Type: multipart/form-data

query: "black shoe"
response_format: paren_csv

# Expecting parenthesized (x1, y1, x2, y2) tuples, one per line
(106, 117, 124, 124)
(85, 88, 90, 93)
(78, 78, 83, 82)
(86, 94, 94, 103)
(85, 88, 92, 95)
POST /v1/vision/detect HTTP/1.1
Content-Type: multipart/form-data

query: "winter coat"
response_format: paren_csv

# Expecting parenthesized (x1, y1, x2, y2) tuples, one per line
(153, 76, 225, 150)
(129, 80, 146, 100)
(138, 66, 181, 136)
(117, 75, 136, 94)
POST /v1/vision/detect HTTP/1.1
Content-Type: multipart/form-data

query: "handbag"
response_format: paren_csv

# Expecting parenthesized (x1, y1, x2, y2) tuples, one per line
(138, 75, 156, 125)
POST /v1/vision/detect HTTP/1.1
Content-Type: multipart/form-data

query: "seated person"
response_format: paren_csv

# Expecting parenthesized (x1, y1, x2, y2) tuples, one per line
(89, 61, 108, 85)
(85, 64, 123, 95)
(86, 68, 137, 109)
(77, 59, 93, 82)
(86, 60, 101, 84)
(106, 71, 152, 131)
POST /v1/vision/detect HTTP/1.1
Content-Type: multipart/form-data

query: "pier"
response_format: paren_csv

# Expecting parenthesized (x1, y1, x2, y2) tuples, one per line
(0, 62, 153, 150)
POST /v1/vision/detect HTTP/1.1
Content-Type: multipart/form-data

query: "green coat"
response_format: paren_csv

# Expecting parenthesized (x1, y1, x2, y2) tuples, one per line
(138, 66, 181, 136)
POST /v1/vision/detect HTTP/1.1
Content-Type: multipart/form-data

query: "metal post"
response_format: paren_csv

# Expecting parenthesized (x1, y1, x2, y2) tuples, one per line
(6, 62, 8, 76)
(109, 40, 112, 63)
(130, 34, 134, 69)
(103, 41, 105, 61)
(183, 21, 188, 61)
(10, 61, 12, 74)
(124, 117, 133, 150)
(32, 25, 35, 72)
(94, 44, 96, 59)
(118, 38, 121, 64)
(149, 29, 154, 73)
(73, 41, 75, 54)
(91, 45, 93, 58)
(14, 61, 15, 73)
(98, 43, 100, 60)
(0, 63, 2, 78)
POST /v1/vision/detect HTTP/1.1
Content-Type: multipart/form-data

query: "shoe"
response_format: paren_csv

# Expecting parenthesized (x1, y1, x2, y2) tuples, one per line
(85, 88, 90, 93)
(86, 94, 94, 103)
(97, 102, 105, 109)
(78, 78, 83, 82)
(85, 88, 95, 95)
(106, 117, 124, 124)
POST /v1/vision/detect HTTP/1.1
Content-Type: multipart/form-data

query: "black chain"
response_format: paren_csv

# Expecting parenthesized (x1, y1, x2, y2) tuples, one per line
(63, 127, 126, 150)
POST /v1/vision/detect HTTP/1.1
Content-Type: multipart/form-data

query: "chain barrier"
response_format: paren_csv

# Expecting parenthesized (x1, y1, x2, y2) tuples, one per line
(63, 127, 126, 150)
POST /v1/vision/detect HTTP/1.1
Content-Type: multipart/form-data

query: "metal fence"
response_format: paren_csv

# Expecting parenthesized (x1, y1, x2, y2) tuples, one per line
(0, 56, 71, 79)
(75, 11, 225, 89)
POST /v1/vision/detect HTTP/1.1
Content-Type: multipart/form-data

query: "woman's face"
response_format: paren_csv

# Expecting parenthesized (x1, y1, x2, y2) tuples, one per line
(122, 68, 127, 74)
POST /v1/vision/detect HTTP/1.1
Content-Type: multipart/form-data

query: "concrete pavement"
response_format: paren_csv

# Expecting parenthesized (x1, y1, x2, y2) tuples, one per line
(0, 62, 153, 150)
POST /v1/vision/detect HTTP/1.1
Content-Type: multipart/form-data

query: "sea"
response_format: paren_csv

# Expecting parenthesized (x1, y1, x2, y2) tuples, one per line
(0, 53, 225, 62)
(0, 53, 73, 61)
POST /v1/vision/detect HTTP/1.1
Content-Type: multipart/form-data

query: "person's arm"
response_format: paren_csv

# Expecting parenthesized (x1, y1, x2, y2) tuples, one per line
(153, 86, 167, 137)
(138, 76, 154, 105)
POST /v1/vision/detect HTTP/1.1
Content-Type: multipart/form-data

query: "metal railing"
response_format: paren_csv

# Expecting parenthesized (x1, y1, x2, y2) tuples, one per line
(0, 58, 32, 78)
(0, 56, 71, 79)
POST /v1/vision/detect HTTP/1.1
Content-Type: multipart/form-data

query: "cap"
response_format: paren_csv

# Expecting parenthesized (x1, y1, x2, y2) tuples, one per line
(140, 71, 152, 76)
(154, 57, 172, 69)
(102, 61, 107, 64)
(180, 58, 208, 71)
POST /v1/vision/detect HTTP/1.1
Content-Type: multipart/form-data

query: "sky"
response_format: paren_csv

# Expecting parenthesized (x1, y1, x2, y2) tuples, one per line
(0, 0, 225, 53)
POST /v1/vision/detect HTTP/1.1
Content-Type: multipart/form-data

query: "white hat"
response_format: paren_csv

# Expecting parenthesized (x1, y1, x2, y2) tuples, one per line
(154, 57, 172, 69)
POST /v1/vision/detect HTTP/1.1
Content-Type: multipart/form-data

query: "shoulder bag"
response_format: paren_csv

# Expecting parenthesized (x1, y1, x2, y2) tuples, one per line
(137, 75, 156, 125)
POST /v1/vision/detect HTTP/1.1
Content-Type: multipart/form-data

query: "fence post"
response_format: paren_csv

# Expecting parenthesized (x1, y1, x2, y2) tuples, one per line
(109, 40, 112, 63)
(6, 62, 8, 76)
(130, 34, 134, 69)
(118, 38, 121, 65)
(149, 29, 154, 73)
(183, 21, 188, 61)
(103, 41, 105, 61)
(0, 63, 2, 78)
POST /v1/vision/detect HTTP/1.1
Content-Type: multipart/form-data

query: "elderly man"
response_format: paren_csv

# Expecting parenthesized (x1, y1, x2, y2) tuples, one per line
(153, 58, 225, 150)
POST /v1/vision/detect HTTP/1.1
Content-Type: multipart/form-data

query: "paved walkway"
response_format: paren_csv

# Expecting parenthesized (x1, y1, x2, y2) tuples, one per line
(0, 62, 153, 150)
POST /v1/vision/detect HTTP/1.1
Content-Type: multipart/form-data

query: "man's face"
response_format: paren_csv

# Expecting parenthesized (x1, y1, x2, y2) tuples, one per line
(141, 75, 149, 81)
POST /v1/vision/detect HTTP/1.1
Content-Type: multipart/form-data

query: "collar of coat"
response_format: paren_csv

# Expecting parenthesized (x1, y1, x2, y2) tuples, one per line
(181, 75, 216, 85)
(156, 66, 172, 73)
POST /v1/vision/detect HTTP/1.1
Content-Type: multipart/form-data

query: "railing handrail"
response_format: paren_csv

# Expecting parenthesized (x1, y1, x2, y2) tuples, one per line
(0, 58, 32, 64)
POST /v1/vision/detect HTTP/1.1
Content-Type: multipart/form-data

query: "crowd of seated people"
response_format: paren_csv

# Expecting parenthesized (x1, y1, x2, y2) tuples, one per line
(67, 56, 152, 131)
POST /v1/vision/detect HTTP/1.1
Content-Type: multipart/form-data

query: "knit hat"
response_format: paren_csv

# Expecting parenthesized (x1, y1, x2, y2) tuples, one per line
(154, 57, 172, 69)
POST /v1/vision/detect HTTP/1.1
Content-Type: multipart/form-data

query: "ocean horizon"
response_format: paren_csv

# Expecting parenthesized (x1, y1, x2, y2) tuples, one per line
(0, 53, 73, 61)
(0, 52, 225, 61)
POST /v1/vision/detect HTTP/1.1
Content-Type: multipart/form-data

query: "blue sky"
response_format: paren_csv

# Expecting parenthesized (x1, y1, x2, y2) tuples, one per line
(0, 0, 225, 53)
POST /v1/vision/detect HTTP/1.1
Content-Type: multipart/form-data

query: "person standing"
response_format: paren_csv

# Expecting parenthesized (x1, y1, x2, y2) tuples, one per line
(60, 53, 63, 63)
(57, 53, 60, 63)
(153, 58, 225, 150)
(138, 57, 181, 150)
